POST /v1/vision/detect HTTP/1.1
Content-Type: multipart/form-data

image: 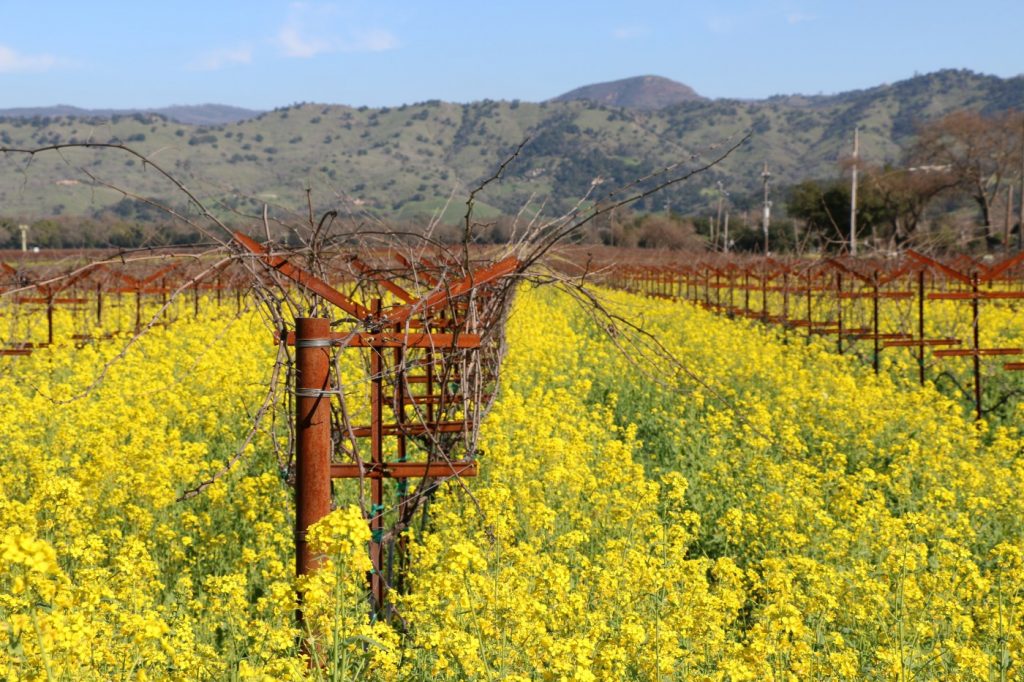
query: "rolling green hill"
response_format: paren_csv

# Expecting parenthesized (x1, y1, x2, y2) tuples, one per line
(1, 69, 1021, 226)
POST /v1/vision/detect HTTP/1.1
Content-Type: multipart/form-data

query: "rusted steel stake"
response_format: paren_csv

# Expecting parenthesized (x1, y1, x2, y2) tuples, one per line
(836, 273, 844, 354)
(96, 282, 103, 327)
(393, 320, 409, 597)
(46, 295, 54, 346)
(972, 274, 982, 420)
(135, 290, 142, 332)
(805, 272, 812, 340)
(872, 283, 880, 375)
(295, 317, 333, 626)
(161, 278, 168, 322)
(761, 270, 768, 322)
(918, 270, 925, 385)
(369, 300, 387, 616)
(728, 272, 735, 313)
(782, 272, 790, 323)
(744, 271, 750, 315)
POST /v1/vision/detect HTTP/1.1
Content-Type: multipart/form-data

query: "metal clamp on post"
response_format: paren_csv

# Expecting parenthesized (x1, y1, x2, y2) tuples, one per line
(296, 338, 334, 348)
(294, 387, 335, 398)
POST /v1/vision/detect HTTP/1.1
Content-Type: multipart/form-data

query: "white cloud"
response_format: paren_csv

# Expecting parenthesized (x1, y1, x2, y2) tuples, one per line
(343, 28, 398, 53)
(188, 46, 253, 71)
(277, 24, 334, 58)
(275, 3, 398, 58)
(612, 25, 649, 40)
(0, 44, 61, 73)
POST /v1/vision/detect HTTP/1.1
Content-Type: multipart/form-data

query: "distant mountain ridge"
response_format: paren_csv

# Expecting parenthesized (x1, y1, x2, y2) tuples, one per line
(1, 69, 1022, 225)
(0, 104, 262, 125)
(550, 75, 705, 109)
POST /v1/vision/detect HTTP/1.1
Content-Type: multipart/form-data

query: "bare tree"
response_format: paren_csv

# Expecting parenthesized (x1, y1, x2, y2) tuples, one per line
(861, 163, 957, 247)
(910, 109, 1024, 246)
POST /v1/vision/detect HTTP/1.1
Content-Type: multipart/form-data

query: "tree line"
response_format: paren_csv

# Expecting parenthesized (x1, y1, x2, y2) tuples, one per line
(785, 109, 1024, 253)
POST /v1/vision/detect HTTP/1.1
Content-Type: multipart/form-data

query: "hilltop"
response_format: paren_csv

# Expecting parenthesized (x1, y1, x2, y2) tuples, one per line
(1, 69, 1022, 226)
(549, 75, 705, 109)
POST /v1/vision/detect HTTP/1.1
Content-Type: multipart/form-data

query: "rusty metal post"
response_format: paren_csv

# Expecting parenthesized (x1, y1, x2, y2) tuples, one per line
(728, 271, 735, 314)
(836, 272, 844, 354)
(744, 271, 750, 315)
(369, 300, 387, 615)
(160, 278, 168, 321)
(872, 282, 880, 374)
(805, 272, 812, 340)
(782, 271, 790, 323)
(918, 270, 926, 385)
(295, 317, 333, 620)
(761, 269, 768, 321)
(392, 319, 409, 596)
(46, 294, 54, 346)
(134, 289, 142, 332)
(972, 273, 982, 420)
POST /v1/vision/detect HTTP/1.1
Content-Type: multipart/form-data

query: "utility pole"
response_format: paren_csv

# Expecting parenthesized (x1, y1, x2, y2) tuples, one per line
(715, 181, 730, 253)
(723, 212, 730, 253)
(850, 127, 859, 256)
(1006, 185, 1014, 252)
(18, 225, 28, 253)
(715, 181, 725, 252)
(761, 162, 771, 255)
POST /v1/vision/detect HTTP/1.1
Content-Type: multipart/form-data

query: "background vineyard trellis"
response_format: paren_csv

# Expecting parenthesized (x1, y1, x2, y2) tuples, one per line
(602, 250, 1024, 423)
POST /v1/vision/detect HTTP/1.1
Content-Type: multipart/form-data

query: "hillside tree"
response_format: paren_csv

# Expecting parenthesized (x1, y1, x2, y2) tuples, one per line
(860, 163, 957, 246)
(909, 109, 1024, 246)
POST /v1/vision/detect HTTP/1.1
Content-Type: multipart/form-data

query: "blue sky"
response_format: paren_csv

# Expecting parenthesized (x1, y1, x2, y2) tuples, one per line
(1, 1, 1021, 109)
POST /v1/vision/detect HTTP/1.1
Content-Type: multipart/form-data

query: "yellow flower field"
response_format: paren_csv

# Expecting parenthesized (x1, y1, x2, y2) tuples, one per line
(707, 282, 1024, 424)
(399, 287, 1024, 680)
(2, 285, 1024, 680)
